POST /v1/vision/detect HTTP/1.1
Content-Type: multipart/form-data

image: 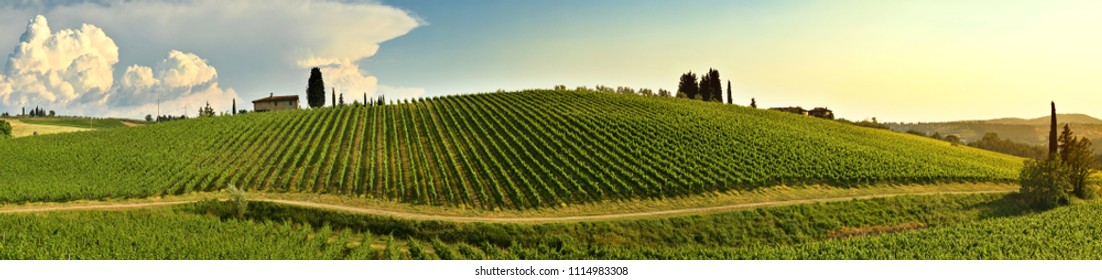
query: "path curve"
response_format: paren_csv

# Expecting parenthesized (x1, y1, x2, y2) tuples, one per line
(0, 190, 1011, 222)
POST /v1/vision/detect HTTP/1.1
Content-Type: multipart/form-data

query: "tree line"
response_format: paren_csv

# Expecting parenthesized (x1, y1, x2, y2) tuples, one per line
(1020, 102, 1097, 209)
(676, 68, 741, 105)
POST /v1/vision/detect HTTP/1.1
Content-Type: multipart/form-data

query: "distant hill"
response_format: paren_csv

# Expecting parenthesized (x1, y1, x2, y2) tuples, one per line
(887, 114, 1102, 150)
(983, 114, 1102, 126)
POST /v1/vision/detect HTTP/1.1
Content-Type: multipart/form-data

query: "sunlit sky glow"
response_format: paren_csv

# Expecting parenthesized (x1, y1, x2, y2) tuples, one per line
(0, 0, 1100, 121)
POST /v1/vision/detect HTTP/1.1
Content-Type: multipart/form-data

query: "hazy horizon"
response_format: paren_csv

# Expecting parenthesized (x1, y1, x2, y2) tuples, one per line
(0, 0, 1100, 122)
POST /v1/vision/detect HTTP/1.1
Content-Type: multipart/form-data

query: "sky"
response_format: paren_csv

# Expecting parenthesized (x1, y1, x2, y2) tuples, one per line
(0, 0, 1100, 122)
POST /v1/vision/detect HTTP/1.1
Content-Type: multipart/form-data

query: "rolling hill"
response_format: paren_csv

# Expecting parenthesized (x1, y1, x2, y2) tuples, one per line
(0, 90, 1022, 209)
(888, 114, 1102, 150)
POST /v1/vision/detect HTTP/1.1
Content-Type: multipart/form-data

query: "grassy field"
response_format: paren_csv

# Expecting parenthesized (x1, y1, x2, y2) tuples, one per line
(17, 117, 131, 129)
(4, 192, 1089, 260)
(4, 119, 92, 138)
(0, 90, 1023, 209)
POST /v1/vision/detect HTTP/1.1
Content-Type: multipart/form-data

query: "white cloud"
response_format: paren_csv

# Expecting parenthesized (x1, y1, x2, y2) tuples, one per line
(0, 15, 237, 118)
(45, 0, 424, 100)
(0, 15, 117, 111)
(310, 58, 378, 102)
(109, 50, 239, 117)
(379, 85, 427, 103)
(0, 1, 424, 117)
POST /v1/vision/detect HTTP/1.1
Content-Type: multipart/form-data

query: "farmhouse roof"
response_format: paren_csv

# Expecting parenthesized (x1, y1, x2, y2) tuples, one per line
(253, 93, 299, 103)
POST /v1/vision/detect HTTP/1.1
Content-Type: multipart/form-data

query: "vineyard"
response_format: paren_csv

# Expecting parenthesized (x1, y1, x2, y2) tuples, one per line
(0, 90, 1023, 209)
(3, 193, 1093, 260)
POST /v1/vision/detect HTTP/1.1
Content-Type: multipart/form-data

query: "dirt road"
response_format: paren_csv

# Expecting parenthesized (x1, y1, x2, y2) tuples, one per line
(0, 190, 1010, 222)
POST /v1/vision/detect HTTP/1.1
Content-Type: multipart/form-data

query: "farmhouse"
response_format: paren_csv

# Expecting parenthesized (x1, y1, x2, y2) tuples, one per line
(252, 93, 300, 112)
(769, 106, 834, 120)
(808, 107, 834, 120)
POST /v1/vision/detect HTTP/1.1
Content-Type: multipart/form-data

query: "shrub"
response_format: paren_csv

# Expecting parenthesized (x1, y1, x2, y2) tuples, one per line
(1019, 158, 1071, 209)
(0, 120, 11, 138)
(226, 184, 248, 219)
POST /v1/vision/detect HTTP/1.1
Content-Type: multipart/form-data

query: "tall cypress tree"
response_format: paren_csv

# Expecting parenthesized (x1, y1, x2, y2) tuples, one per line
(709, 69, 722, 102)
(232, 99, 236, 115)
(699, 73, 712, 101)
(1049, 101, 1058, 158)
(306, 67, 325, 108)
(726, 80, 732, 104)
(332, 88, 336, 107)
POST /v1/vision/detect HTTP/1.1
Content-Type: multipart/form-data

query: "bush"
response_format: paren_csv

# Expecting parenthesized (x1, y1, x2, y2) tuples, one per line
(226, 184, 248, 218)
(1079, 184, 1099, 200)
(1019, 158, 1072, 209)
(0, 120, 11, 138)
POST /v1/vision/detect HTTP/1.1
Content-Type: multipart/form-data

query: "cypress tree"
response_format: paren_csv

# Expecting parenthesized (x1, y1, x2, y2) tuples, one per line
(726, 80, 732, 104)
(700, 73, 712, 101)
(751, 98, 757, 108)
(232, 99, 236, 115)
(1049, 101, 1058, 158)
(332, 87, 336, 107)
(306, 67, 325, 108)
(709, 69, 722, 102)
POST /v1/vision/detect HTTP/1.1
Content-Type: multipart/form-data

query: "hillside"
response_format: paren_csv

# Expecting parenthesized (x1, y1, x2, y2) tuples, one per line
(985, 114, 1102, 126)
(888, 113, 1102, 148)
(0, 90, 1023, 209)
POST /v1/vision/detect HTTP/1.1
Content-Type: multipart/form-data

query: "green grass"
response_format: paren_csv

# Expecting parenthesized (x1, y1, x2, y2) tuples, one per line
(686, 198, 1102, 259)
(0, 207, 370, 259)
(0, 90, 1023, 208)
(207, 193, 1031, 259)
(17, 117, 131, 129)
(5, 193, 1090, 260)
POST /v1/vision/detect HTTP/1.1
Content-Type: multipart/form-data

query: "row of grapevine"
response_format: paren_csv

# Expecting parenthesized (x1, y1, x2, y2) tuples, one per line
(0, 89, 1023, 209)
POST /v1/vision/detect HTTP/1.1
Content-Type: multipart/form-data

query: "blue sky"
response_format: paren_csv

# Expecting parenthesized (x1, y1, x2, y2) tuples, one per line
(368, 0, 750, 95)
(1, 1, 1101, 121)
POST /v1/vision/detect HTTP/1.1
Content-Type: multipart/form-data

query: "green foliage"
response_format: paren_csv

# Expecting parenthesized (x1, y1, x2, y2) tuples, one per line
(677, 72, 698, 100)
(1057, 124, 1094, 198)
(194, 193, 1027, 259)
(431, 238, 458, 260)
(384, 235, 401, 260)
(0, 119, 11, 138)
(724, 200, 1102, 259)
(968, 132, 1045, 159)
(837, 118, 891, 130)
(198, 102, 216, 118)
(5, 192, 1070, 260)
(407, 239, 428, 260)
(1019, 158, 1071, 209)
(307, 68, 325, 108)
(0, 90, 1021, 207)
(18, 117, 129, 129)
(0, 207, 369, 259)
(226, 184, 248, 218)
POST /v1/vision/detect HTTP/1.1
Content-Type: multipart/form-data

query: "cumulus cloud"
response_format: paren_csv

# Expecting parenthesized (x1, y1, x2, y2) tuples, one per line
(0, 15, 117, 110)
(45, 0, 423, 101)
(0, 15, 236, 117)
(110, 50, 238, 115)
(0, 1, 423, 117)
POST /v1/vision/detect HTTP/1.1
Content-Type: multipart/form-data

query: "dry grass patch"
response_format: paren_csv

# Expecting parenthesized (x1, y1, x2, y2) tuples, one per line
(6, 119, 91, 138)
